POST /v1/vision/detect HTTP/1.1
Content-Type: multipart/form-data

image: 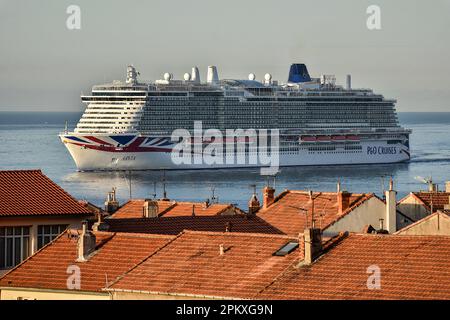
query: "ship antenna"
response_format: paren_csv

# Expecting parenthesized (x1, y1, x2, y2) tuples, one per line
(309, 190, 315, 229)
(162, 169, 167, 200)
(152, 181, 157, 199)
(380, 175, 386, 200)
(210, 185, 217, 204)
(128, 170, 132, 199)
(64, 120, 68, 134)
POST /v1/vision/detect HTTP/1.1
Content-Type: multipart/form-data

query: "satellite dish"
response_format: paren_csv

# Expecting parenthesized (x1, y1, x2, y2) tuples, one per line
(183, 73, 191, 81)
(248, 73, 256, 81)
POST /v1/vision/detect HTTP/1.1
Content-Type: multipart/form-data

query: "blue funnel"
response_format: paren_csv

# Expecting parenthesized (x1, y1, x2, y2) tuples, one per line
(288, 63, 311, 83)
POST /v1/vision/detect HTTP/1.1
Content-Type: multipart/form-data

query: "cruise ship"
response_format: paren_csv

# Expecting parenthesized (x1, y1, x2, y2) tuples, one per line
(60, 63, 411, 171)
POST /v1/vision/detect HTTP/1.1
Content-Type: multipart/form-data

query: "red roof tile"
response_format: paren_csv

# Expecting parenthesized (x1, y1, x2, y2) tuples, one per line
(258, 234, 450, 300)
(257, 190, 374, 236)
(412, 192, 450, 211)
(110, 199, 243, 219)
(0, 230, 174, 292)
(107, 231, 301, 299)
(0, 170, 93, 217)
(105, 215, 283, 235)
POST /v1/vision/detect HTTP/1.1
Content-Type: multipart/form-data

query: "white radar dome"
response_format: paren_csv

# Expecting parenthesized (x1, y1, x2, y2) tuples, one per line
(163, 73, 172, 81)
(264, 73, 272, 82)
(248, 73, 256, 81)
(183, 73, 191, 81)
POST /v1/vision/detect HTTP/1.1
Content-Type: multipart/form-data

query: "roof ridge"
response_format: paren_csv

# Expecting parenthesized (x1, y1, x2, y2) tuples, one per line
(181, 229, 295, 239)
(349, 232, 450, 240)
(0, 169, 42, 173)
(111, 232, 176, 239)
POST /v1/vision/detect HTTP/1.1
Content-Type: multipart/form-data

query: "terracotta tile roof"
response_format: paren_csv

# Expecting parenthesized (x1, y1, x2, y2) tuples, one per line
(107, 230, 301, 299)
(257, 190, 374, 236)
(412, 192, 450, 211)
(105, 215, 283, 235)
(0, 170, 92, 217)
(0, 230, 174, 292)
(110, 199, 243, 219)
(258, 233, 450, 300)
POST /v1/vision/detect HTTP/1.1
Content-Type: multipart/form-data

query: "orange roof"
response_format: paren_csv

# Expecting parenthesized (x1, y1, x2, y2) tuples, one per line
(257, 190, 374, 236)
(0, 230, 174, 292)
(258, 233, 450, 300)
(105, 215, 283, 235)
(0, 170, 92, 217)
(412, 192, 450, 211)
(110, 199, 242, 219)
(107, 230, 301, 299)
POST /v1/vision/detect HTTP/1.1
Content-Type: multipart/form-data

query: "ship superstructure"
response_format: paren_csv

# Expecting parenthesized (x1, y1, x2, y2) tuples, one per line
(60, 64, 411, 171)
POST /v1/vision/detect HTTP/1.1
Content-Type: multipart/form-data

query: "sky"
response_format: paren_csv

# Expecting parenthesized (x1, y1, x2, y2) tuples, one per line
(0, 0, 449, 112)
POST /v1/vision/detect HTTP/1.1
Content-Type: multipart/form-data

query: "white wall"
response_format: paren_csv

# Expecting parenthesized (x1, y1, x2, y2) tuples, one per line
(324, 197, 387, 237)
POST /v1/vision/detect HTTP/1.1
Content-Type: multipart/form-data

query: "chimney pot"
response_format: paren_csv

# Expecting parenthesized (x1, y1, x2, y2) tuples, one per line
(445, 181, 450, 193)
(219, 244, 224, 255)
(104, 187, 119, 214)
(77, 221, 96, 262)
(143, 199, 159, 218)
(263, 186, 275, 209)
(248, 193, 261, 215)
(385, 181, 397, 233)
(337, 191, 351, 214)
(303, 228, 322, 265)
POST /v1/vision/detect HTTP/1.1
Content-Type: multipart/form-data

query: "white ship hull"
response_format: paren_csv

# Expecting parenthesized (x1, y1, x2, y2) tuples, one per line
(60, 134, 410, 171)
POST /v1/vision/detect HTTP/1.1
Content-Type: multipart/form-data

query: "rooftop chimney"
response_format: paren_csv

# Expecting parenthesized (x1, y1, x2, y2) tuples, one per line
(219, 244, 224, 256)
(337, 190, 351, 214)
(77, 221, 96, 262)
(92, 212, 103, 232)
(143, 199, 159, 218)
(303, 228, 322, 265)
(444, 182, 450, 210)
(104, 187, 119, 214)
(385, 177, 397, 233)
(376, 218, 389, 234)
(207, 66, 219, 84)
(248, 192, 261, 215)
(263, 186, 275, 209)
(428, 180, 438, 192)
